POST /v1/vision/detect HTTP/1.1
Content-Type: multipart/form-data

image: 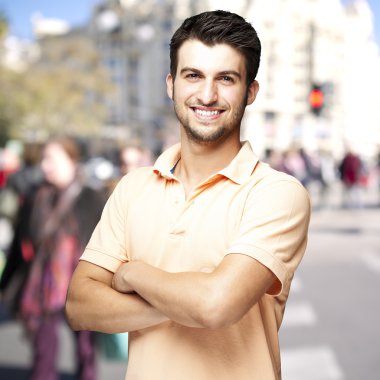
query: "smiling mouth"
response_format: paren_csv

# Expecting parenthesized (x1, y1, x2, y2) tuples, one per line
(192, 107, 224, 118)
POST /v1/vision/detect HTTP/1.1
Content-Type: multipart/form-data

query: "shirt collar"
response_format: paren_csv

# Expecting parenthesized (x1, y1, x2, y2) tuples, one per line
(219, 141, 259, 184)
(153, 143, 181, 180)
(153, 141, 259, 185)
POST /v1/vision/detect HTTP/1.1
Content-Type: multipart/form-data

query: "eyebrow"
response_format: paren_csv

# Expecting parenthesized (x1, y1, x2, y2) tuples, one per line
(180, 67, 202, 75)
(180, 67, 242, 79)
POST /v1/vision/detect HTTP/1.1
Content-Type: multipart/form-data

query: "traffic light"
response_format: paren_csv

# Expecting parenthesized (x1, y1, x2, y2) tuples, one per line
(309, 84, 324, 116)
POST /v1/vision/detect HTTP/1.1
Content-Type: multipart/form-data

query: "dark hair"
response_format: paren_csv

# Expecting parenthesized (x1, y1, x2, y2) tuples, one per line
(46, 136, 81, 163)
(169, 10, 261, 85)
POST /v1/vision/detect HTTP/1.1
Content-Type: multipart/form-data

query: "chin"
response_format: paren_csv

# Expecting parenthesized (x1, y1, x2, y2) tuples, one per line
(188, 126, 230, 144)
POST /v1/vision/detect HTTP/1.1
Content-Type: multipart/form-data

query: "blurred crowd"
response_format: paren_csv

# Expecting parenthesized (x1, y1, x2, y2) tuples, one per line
(0, 140, 153, 260)
(0, 136, 379, 379)
(0, 137, 153, 380)
(265, 146, 380, 210)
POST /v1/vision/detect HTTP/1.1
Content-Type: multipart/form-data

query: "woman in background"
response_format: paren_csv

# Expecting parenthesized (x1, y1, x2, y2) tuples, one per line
(1, 137, 105, 380)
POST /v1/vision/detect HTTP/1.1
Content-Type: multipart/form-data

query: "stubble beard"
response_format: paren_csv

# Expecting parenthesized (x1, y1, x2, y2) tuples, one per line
(172, 91, 248, 146)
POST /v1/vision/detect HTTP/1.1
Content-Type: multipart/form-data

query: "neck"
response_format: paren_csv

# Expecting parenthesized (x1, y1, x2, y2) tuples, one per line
(176, 132, 242, 196)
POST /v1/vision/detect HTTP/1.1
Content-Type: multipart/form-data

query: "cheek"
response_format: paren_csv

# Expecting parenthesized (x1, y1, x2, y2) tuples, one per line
(58, 161, 74, 178)
(173, 81, 197, 102)
(41, 159, 53, 175)
(227, 90, 247, 109)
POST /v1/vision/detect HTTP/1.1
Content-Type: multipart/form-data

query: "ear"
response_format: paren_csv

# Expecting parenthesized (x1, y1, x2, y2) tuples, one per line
(246, 80, 260, 105)
(166, 73, 174, 100)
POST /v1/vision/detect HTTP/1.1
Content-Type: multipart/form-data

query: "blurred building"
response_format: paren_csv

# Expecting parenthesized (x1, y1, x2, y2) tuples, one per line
(10, 0, 379, 158)
(343, 0, 380, 158)
(242, 0, 349, 157)
(32, 12, 71, 38)
(87, 0, 177, 155)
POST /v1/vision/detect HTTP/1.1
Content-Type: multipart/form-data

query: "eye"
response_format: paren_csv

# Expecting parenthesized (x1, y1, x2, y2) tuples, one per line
(185, 72, 200, 81)
(220, 75, 234, 84)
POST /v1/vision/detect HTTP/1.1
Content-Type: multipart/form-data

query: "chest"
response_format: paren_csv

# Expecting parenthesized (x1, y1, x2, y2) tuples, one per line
(125, 180, 249, 272)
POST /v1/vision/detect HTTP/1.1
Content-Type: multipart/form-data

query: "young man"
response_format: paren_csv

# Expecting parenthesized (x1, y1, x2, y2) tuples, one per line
(66, 10, 311, 380)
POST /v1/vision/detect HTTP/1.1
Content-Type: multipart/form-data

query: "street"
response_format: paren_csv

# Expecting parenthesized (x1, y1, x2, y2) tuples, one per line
(0, 183, 379, 380)
(280, 204, 380, 380)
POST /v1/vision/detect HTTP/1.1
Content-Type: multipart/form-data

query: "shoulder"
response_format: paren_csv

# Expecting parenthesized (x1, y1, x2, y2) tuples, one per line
(247, 161, 311, 209)
(101, 166, 157, 210)
(253, 161, 305, 189)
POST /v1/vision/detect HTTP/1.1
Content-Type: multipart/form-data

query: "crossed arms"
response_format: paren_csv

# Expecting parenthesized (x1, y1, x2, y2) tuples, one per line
(65, 253, 276, 333)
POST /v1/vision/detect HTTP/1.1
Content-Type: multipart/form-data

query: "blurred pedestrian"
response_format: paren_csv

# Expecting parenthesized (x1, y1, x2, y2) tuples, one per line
(264, 148, 286, 172)
(119, 145, 151, 176)
(338, 149, 363, 208)
(105, 144, 153, 194)
(7, 143, 44, 207)
(318, 149, 337, 209)
(0, 136, 105, 380)
(0, 143, 43, 239)
(66, 10, 310, 380)
(282, 148, 309, 186)
(0, 146, 21, 190)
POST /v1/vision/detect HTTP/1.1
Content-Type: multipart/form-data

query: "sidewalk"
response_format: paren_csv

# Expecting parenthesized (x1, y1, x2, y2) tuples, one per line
(0, 306, 127, 380)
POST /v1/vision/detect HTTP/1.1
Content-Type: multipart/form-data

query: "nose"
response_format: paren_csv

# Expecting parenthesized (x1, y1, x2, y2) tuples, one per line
(197, 79, 218, 105)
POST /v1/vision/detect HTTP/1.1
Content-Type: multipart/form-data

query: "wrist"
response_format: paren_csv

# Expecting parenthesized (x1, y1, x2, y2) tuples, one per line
(124, 260, 143, 286)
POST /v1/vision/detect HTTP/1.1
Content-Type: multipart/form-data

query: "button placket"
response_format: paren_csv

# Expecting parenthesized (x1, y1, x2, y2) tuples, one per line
(168, 177, 212, 236)
(168, 181, 186, 234)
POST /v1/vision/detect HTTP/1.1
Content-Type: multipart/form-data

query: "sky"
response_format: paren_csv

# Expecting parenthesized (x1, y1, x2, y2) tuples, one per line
(0, 0, 380, 47)
(0, 0, 100, 39)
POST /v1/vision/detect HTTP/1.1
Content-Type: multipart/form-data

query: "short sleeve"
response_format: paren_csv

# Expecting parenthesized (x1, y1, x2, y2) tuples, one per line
(80, 176, 130, 273)
(227, 178, 311, 296)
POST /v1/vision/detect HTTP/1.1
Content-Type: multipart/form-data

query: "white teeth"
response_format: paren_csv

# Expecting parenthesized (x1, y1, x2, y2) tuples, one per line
(195, 109, 220, 117)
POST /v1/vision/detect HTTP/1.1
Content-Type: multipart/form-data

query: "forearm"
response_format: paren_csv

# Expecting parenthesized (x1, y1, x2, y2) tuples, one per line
(115, 261, 221, 328)
(65, 263, 169, 333)
(114, 256, 276, 329)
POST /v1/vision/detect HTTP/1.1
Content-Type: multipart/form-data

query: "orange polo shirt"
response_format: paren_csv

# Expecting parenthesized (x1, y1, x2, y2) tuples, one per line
(81, 141, 311, 380)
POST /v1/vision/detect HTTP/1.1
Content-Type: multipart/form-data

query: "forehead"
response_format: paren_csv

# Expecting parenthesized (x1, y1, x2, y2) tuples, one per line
(177, 39, 246, 76)
(43, 143, 67, 159)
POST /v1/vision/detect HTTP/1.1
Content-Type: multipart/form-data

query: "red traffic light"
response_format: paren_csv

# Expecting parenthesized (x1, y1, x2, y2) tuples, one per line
(309, 88, 324, 109)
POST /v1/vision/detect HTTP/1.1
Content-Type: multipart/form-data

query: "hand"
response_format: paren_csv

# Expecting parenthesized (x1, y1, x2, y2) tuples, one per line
(112, 261, 135, 293)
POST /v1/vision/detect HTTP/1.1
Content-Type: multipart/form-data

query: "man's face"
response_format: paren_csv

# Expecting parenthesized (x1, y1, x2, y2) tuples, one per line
(166, 39, 259, 145)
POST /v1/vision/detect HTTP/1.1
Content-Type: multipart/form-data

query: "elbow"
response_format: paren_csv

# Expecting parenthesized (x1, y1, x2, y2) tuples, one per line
(197, 291, 238, 330)
(64, 300, 79, 331)
(199, 311, 228, 330)
(64, 293, 85, 331)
